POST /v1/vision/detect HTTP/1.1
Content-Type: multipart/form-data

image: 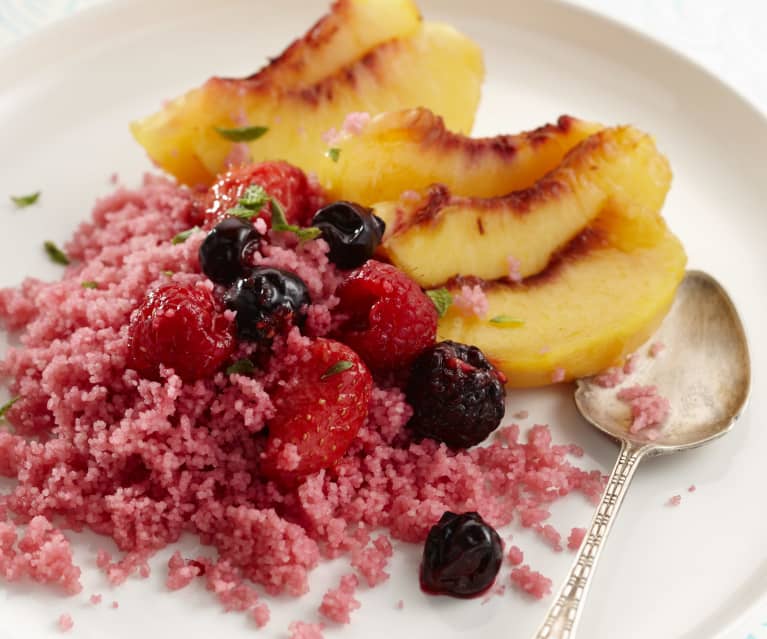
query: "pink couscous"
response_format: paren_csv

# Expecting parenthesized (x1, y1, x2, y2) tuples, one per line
(567, 527, 586, 551)
(617, 385, 671, 434)
(510, 565, 552, 600)
(667, 495, 682, 507)
(57, 613, 74, 632)
(507, 545, 524, 566)
(0, 177, 606, 627)
(319, 574, 360, 623)
(289, 621, 326, 639)
(453, 283, 489, 318)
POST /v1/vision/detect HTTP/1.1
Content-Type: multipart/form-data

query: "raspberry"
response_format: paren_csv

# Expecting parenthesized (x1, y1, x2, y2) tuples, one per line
(261, 338, 372, 480)
(204, 161, 323, 228)
(406, 341, 506, 448)
(127, 283, 235, 382)
(334, 261, 437, 373)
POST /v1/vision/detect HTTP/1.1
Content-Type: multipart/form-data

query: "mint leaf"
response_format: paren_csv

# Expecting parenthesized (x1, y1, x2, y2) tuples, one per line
(226, 359, 256, 375)
(270, 198, 322, 241)
(321, 360, 354, 380)
(0, 396, 20, 420)
(44, 241, 69, 265)
(81, 281, 99, 289)
(171, 226, 200, 245)
(10, 192, 40, 208)
(214, 125, 269, 142)
(227, 184, 270, 220)
(489, 315, 525, 327)
(228, 206, 260, 220)
(238, 184, 269, 209)
(325, 148, 341, 162)
(426, 288, 452, 318)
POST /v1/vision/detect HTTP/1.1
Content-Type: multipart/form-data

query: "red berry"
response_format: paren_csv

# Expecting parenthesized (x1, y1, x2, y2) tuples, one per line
(261, 338, 372, 480)
(127, 283, 235, 382)
(204, 161, 323, 228)
(334, 261, 437, 373)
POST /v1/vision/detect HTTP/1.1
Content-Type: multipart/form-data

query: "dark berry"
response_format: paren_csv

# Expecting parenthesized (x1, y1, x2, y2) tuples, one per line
(261, 338, 372, 480)
(406, 341, 506, 448)
(224, 267, 310, 342)
(199, 217, 260, 285)
(127, 283, 235, 382)
(205, 161, 325, 228)
(334, 261, 437, 372)
(421, 512, 503, 598)
(312, 201, 385, 269)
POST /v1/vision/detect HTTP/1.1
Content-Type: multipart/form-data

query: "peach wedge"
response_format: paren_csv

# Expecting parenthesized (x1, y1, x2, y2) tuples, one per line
(131, 23, 484, 186)
(252, 0, 421, 89)
(438, 211, 686, 387)
(377, 126, 672, 288)
(320, 108, 602, 204)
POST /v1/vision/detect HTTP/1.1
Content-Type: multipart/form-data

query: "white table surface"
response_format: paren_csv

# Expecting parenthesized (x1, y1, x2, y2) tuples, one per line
(0, 1, 765, 638)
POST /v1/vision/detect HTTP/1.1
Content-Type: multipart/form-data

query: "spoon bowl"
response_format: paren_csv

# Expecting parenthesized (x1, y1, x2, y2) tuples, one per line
(575, 270, 751, 452)
(534, 270, 751, 639)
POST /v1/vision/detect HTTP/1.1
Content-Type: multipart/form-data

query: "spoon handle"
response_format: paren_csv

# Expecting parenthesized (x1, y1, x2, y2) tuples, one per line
(532, 439, 649, 639)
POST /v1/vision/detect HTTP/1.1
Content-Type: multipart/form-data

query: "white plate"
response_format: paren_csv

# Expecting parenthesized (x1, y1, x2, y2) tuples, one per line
(0, 1, 765, 638)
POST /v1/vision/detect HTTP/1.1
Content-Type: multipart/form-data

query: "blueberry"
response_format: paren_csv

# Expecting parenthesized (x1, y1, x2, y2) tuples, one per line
(199, 218, 260, 286)
(224, 267, 310, 342)
(312, 201, 385, 269)
(406, 341, 506, 448)
(421, 512, 503, 598)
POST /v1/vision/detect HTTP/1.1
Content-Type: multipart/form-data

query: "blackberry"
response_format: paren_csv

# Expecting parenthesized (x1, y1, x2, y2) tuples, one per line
(420, 512, 503, 598)
(312, 201, 385, 269)
(224, 267, 310, 342)
(199, 217, 259, 285)
(406, 341, 506, 448)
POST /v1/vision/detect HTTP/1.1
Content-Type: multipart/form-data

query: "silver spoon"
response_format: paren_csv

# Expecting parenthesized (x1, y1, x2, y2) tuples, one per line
(533, 270, 751, 639)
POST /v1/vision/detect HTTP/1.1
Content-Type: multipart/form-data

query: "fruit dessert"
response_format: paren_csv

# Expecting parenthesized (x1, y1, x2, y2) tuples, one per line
(0, 0, 686, 634)
(0, 165, 604, 632)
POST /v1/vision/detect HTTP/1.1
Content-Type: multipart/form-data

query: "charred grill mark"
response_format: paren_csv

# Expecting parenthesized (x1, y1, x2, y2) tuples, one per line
(410, 184, 452, 226)
(223, 0, 349, 84)
(409, 110, 585, 161)
(441, 227, 609, 294)
(476, 217, 485, 235)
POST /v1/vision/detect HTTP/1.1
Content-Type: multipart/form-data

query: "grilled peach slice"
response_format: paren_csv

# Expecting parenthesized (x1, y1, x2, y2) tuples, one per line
(131, 23, 484, 186)
(438, 208, 687, 387)
(253, 0, 421, 89)
(377, 126, 671, 288)
(319, 108, 602, 203)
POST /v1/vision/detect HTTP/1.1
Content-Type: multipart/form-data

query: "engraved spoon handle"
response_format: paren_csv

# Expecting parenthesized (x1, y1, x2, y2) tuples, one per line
(533, 439, 649, 639)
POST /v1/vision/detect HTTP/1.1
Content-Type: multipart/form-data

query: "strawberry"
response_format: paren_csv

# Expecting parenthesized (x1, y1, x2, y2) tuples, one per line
(261, 338, 372, 480)
(204, 161, 324, 228)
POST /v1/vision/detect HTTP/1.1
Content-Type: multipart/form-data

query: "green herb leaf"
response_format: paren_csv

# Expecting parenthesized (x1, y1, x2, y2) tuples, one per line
(489, 315, 525, 327)
(228, 206, 260, 220)
(44, 241, 70, 265)
(0, 396, 20, 420)
(214, 125, 269, 142)
(321, 360, 354, 380)
(227, 184, 270, 220)
(270, 198, 322, 241)
(10, 192, 40, 208)
(325, 148, 341, 162)
(171, 226, 200, 245)
(162, 270, 174, 277)
(426, 288, 453, 318)
(239, 184, 269, 209)
(226, 359, 256, 376)
(81, 281, 99, 289)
